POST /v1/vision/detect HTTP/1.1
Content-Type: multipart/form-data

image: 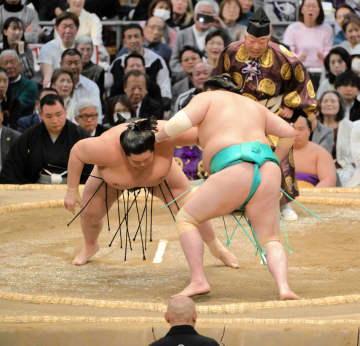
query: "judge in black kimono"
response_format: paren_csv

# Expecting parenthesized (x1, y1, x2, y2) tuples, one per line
(0, 94, 90, 184)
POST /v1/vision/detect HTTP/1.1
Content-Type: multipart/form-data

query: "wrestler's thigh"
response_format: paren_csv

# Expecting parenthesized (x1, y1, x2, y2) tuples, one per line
(82, 166, 119, 218)
(245, 162, 281, 238)
(183, 163, 254, 223)
(152, 159, 191, 210)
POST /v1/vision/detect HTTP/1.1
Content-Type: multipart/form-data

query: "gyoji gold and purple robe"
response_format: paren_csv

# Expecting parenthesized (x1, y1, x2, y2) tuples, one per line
(214, 40, 318, 203)
(174, 146, 208, 180)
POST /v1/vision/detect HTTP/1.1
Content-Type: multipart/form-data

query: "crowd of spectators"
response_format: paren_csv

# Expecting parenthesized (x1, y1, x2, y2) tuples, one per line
(0, 0, 360, 188)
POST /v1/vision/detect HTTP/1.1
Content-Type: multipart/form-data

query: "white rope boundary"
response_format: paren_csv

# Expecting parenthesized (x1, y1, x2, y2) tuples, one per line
(1, 185, 359, 320)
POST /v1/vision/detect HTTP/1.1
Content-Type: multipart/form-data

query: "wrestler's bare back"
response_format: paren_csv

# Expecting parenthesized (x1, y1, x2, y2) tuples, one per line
(183, 90, 291, 171)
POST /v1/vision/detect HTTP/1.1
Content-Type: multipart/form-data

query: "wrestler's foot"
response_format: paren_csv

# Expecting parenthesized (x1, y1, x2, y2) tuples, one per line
(217, 249, 239, 268)
(279, 288, 300, 300)
(72, 243, 100, 265)
(207, 239, 239, 268)
(172, 282, 211, 298)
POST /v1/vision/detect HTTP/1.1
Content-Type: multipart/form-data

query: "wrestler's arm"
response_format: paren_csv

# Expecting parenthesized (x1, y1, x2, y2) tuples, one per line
(264, 107, 296, 162)
(64, 137, 114, 212)
(157, 122, 199, 147)
(316, 146, 337, 187)
(156, 93, 209, 142)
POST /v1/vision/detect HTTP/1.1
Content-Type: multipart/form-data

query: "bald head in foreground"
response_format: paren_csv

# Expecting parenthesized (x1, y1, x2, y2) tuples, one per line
(148, 296, 219, 346)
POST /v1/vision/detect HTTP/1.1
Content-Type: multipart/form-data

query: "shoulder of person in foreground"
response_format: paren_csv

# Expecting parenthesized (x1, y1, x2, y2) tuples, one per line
(147, 335, 219, 346)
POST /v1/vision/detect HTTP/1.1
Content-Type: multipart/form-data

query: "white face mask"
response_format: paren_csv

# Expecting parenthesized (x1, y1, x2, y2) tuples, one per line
(153, 8, 171, 21)
(114, 112, 131, 124)
(352, 58, 360, 74)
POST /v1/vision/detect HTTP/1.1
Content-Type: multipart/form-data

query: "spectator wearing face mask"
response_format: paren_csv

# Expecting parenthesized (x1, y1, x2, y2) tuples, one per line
(105, 94, 134, 127)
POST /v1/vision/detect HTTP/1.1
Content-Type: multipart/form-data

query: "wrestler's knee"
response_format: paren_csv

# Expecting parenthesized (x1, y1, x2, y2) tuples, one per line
(257, 235, 280, 249)
(80, 196, 106, 221)
(176, 207, 200, 235)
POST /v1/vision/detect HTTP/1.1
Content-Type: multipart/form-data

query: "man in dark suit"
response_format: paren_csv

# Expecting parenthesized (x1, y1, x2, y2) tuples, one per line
(124, 70, 163, 119)
(148, 296, 219, 346)
(0, 94, 89, 184)
(0, 103, 20, 173)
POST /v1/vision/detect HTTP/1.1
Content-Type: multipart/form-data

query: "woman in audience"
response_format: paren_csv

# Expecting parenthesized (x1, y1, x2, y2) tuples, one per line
(106, 95, 134, 127)
(283, 0, 333, 69)
(338, 13, 360, 54)
(204, 30, 226, 68)
(317, 47, 351, 98)
(65, 0, 109, 64)
(50, 68, 76, 120)
(318, 90, 345, 161)
(169, 0, 194, 30)
(1, 17, 35, 80)
(219, 0, 246, 41)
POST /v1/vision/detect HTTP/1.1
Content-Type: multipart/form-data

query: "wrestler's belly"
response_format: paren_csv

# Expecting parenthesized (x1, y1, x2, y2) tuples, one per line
(98, 165, 171, 190)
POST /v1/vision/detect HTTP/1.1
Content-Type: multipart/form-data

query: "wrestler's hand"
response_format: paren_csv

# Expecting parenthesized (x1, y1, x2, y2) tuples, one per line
(64, 187, 82, 213)
(279, 107, 293, 119)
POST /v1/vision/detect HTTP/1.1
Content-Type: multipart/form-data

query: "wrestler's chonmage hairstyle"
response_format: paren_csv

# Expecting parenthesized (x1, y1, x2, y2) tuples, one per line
(120, 118, 158, 156)
(203, 74, 241, 94)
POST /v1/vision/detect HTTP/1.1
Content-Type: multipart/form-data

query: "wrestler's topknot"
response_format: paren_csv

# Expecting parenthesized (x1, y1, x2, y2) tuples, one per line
(126, 118, 158, 133)
(120, 118, 157, 156)
(203, 74, 241, 94)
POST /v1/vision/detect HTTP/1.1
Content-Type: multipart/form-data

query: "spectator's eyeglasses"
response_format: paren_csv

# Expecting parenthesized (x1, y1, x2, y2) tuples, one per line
(77, 113, 98, 120)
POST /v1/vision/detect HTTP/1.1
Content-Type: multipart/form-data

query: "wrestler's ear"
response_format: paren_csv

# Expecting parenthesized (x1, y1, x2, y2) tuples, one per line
(165, 312, 170, 324)
(192, 311, 197, 323)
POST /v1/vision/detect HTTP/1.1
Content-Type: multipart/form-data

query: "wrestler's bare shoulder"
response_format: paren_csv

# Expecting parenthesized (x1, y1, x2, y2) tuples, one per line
(194, 89, 257, 105)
